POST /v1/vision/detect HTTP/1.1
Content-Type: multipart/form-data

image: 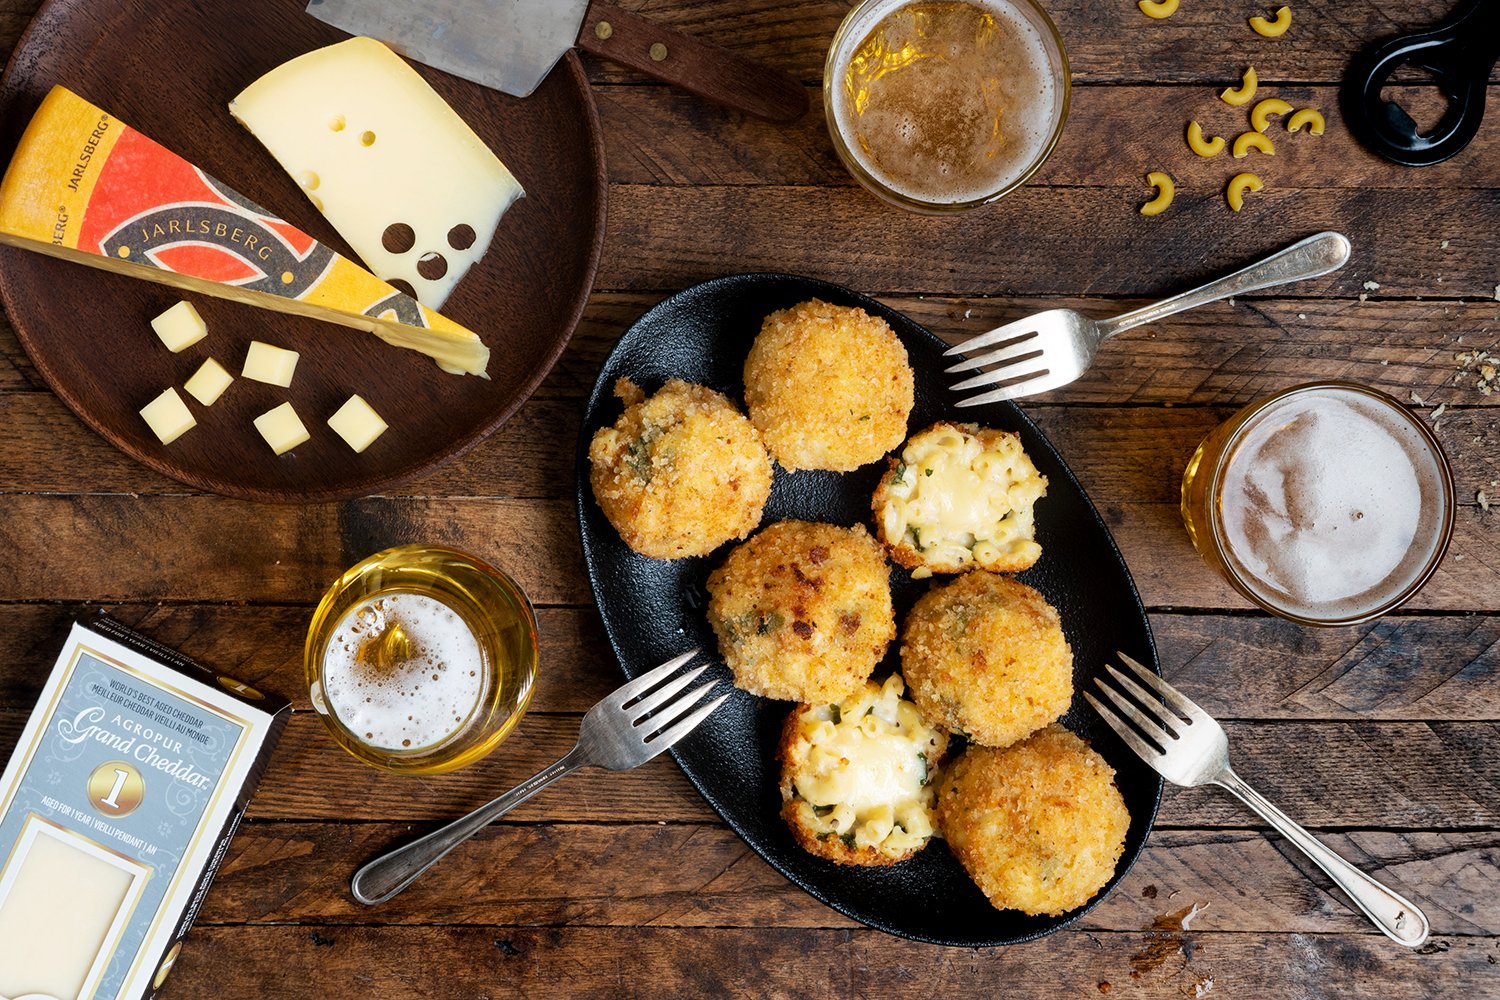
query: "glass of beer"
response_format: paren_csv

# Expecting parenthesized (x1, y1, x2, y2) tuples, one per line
(824, 0, 1070, 213)
(1181, 382, 1454, 626)
(305, 545, 539, 774)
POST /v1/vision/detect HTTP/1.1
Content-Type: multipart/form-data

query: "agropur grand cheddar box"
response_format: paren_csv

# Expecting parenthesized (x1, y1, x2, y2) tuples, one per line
(0, 614, 289, 999)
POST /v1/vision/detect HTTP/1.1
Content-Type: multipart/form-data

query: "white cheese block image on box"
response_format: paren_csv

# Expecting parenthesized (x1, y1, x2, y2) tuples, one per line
(328, 394, 388, 453)
(230, 36, 524, 311)
(151, 300, 207, 352)
(184, 357, 233, 406)
(254, 402, 311, 455)
(141, 387, 196, 444)
(243, 340, 299, 387)
(0, 815, 150, 1000)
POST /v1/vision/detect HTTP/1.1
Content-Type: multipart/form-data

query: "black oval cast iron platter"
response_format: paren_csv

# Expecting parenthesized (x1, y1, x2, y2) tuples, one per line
(575, 273, 1163, 947)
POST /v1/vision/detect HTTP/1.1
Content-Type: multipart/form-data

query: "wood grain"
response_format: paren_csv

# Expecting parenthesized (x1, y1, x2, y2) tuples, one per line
(596, 185, 1500, 297)
(1, 491, 1496, 612)
(199, 823, 1497, 935)
(594, 85, 1500, 189)
(164, 925, 1500, 999)
(575, 0, 1500, 86)
(3, 711, 1465, 827)
(4, 604, 1497, 722)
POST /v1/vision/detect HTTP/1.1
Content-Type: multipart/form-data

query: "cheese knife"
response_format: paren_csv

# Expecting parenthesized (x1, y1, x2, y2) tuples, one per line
(305, 0, 808, 122)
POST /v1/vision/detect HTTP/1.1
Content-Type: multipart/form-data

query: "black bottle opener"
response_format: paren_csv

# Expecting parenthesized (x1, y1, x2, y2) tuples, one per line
(1342, 0, 1500, 166)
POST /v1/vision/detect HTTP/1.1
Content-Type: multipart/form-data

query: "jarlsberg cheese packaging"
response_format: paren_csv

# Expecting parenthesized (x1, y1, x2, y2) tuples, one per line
(0, 614, 289, 1000)
(0, 85, 490, 376)
(231, 36, 525, 312)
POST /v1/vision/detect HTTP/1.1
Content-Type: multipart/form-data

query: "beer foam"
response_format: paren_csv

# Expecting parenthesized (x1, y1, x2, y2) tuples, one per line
(322, 592, 485, 751)
(1219, 394, 1439, 619)
(832, 0, 1062, 205)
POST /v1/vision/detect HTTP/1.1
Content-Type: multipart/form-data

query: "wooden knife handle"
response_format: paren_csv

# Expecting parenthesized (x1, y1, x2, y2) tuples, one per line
(580, 1, 808, 123)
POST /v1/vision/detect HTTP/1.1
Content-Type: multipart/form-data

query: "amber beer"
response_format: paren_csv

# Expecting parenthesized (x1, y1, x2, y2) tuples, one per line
(825, 0, 1069, 211)
(305, 545, 538, 773)
(1181, 383, 1454, 625)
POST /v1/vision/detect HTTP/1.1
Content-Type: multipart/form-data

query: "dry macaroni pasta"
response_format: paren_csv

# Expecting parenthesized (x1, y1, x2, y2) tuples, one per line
(1250, 6, 1292, 37)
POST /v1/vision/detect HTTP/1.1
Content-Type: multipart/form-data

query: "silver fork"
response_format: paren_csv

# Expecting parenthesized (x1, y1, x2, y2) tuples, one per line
(945, 231, 1352, 405)
(1086, 652, 1430, 948)
(351, 648, 728, 904)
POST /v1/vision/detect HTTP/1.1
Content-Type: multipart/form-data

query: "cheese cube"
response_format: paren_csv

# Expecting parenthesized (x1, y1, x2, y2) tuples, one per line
(150, 301, 207, 352)
(183, 357, 233, 406)
(243, 341, 299, 387)
(327, 394, 388, 453)
(140, 388, 195, 444)
(252, 402, 310, 455)
(230, 37, 524, 310)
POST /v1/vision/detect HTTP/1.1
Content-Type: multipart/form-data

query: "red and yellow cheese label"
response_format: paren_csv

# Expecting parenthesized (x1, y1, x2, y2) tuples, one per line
(0, 86, 488, 376)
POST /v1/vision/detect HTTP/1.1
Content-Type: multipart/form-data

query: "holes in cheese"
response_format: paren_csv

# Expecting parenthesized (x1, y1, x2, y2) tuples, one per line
(229, 37, 524, 312)
(150, 300, 207, 352)
(0, 86, 490, 376)
(253, 401, 310, 455)
(140, 387, 196, 444)
(242, 341, 299, 387)
(184, 357, 234, 406)
(328, 394, 388, 453)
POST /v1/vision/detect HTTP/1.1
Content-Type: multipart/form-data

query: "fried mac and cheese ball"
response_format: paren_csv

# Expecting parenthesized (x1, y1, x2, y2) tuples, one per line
(707, 520, 895, 702)
(937, 726, 1130, 916)
(901, 572, 1072, 747)
(743, 300, 914, 472)
(778, 674, 949, 866)
(588, 378, 772, 560)
(873, 422, 1047, 577)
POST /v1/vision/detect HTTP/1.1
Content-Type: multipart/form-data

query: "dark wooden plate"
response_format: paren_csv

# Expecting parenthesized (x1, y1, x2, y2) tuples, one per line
(576, 274, 1163, 947)
(0, 0, 605, 502)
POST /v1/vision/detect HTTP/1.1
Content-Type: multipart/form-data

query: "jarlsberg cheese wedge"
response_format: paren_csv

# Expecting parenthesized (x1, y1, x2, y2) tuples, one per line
(0, 86, 489, 376)
(231, 37, 524, 311)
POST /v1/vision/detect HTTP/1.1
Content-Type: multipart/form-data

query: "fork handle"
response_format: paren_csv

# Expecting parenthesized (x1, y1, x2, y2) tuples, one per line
(350, 745, 589, 906)
(1096, 232, 1352, 340)
(1214, 767, 1430, 947)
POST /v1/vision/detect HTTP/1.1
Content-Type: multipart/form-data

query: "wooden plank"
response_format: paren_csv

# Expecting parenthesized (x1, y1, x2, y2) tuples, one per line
(0, 603, 612, 712)
(1108, 500, 1499, 612)
(596, 186, 1500, 298)
(574, 0, 1500, 86)
(0, 711, 1463, 826)
(162, 925, 1498, 999)
(245, 717, 1500, 828)
(0, 495, 588, 605)
(2, 605, 1496, 721)
(6, 395, 1495, 506)
(1152, 615, 1500, 722)
(0, 489, 1493, 612)
(203, 822, 1498, 936)
(596, 85, 1500, 189)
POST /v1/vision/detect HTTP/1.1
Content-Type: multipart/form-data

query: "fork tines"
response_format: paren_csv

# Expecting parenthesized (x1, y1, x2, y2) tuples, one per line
(614, 648, 728, 747)
(1083, 651, 1198, 762)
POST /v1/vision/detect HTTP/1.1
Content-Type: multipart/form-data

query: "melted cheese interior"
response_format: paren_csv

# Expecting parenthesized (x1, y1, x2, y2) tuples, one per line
(786, 675, 943, 855)
(879, 424, 1045, 570)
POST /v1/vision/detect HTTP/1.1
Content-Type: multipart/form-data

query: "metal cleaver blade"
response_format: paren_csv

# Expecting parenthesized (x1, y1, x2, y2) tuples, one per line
(306, 0, 590, 97)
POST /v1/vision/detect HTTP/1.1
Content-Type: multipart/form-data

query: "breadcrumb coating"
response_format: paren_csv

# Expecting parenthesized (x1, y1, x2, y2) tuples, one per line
(744, 300, 914, 471)
(901, 572, 1072, 747)
(589, 378, 772, 559)
(707, 520, 895, 702)
(937, 726, 1130, 916)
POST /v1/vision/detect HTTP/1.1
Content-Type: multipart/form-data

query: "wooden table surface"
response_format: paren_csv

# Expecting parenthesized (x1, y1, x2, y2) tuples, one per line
(1, 0, 1497, 996)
